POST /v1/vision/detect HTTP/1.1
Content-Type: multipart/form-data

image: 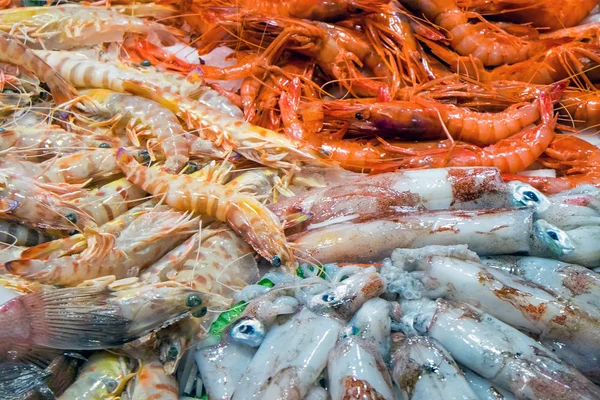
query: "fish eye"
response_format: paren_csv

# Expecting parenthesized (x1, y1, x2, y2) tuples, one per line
(192, 307, 208, 318)
(271, 256, 281, 268)
(182, 161, 199, 174)
(65, 213, 77, 224)
(523, 190, 539, 202)
(547, 231, 559, 241)
(355, 112, 364, 120)
(186, 294, 203, 307)
(98, 142, 111, 149)
(103, 378, 119, 394)
(322, 293, 336, 303)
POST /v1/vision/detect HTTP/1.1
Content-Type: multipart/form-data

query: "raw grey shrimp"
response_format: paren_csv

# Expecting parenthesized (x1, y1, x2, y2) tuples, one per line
(0, 5, 179, 50)
(35, 50, 242, 117)
(128, 83, 328, 170)
(0, 219, 56, 247)
(143, 224, 256, 295)
(16, 200, 159, 262)
(0, 171, 88, 232)
(0, 32, 77, 105)
(34, 147, 151, 185)
(73, 177, 148, 226)
(391, 335, 478, 400)
(6, 207, 198, 286)
(0, 126, 119, 161)
(398, 298, 600, 399)
(76, 89, 189, 172)
(116, 149, 294, 267)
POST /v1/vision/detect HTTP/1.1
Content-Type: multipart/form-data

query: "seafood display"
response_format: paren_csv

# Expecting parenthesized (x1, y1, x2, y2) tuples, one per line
(1, 0, 600, 398)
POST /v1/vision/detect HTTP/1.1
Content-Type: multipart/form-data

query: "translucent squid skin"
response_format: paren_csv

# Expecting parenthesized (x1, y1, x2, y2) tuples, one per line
(391, 336, 479, 400)
(398, 298, 600, 400)
(389, 245, 600, 382)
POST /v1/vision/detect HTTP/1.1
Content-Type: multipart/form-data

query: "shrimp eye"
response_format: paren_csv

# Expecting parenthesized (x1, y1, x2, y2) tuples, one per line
(239, 323, 255, 335)
(138, 150, 151, 163)
(355, 112, 364, 120)
(523, 190, 539, 202)
(65, 213, 77, 224)
(103, 378, 119, 394)
(192, 307, 208, 318)
(547, 231, 560, 241)
(322, 293, 336, 303)
(167, 346, 179, 360)
(186, 294, 203, 307)
(182, 161, 199, 174)
(69, 230, 79, 236)
(140, 60, 152, 67)
(0, 127, 4, 132)
(271, 255, 281, 268)
(98, 142, 111, 149)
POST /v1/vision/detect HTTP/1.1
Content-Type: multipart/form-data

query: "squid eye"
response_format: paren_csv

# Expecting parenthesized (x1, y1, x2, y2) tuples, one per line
(322, 293, 336, 303)
(547, 231, 559, 241)
(355, 112, 364, 120)
(98, 142, 111, 149)
(239, 323, 255, 335)
(65, 213, 77, 224)
(103, 378, 119, 394)
(523, 190, 539, 202)
(271, 256, 281, 268)
(186, 294, 203, 307)
(140, 60, 152, 67)
(192, 307, 208, 318)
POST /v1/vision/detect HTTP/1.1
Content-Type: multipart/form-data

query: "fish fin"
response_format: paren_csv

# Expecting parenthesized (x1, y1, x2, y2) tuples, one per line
(9, 287, 132, 349)
(0, 343, 61, 367)
(45, 354, 82, 397)
(0, 362, 52, 399)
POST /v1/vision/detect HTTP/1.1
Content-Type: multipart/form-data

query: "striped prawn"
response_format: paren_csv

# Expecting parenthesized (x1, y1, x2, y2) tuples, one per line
(74, 89, 189, 173)
(116, 149, 294, 267)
